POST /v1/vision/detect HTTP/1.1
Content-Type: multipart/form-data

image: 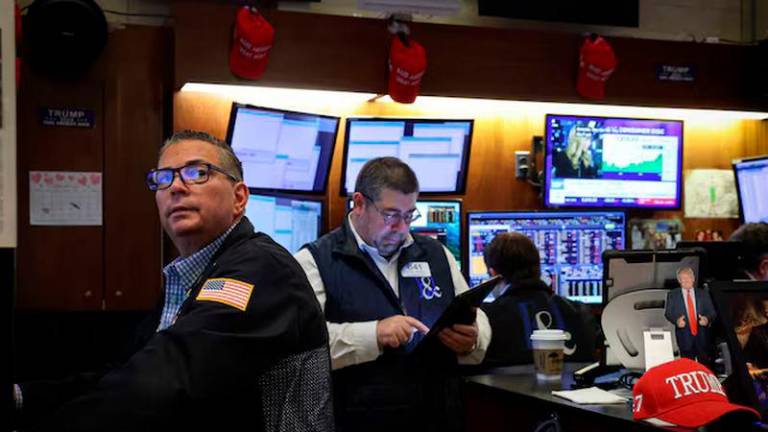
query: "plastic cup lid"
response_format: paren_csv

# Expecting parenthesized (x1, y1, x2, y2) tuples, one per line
(530, 329, 568, 341)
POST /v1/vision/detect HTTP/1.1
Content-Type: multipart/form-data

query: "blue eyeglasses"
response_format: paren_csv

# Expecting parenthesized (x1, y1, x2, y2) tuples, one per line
(146, 162, 239, 191)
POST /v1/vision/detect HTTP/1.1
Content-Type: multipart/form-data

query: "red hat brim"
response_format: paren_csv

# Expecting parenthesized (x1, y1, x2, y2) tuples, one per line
(651, 399, 759, 428)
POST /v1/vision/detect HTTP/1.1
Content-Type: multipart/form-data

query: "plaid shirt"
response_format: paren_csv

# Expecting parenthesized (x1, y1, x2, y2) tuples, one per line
(157, 223, 238, 331)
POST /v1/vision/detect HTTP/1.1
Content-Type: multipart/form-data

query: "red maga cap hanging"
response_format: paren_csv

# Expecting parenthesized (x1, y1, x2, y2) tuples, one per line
(388, 35, 427, 104)
(229, 7, 274, 80)
(576, 35, 617, 100)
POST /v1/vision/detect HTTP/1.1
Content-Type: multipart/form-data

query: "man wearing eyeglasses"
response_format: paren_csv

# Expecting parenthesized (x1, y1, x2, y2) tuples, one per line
(295, 157, 491, 432)
(14, 130, 333, 431)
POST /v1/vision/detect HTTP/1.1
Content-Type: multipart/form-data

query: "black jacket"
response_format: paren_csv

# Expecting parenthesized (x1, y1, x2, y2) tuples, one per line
(479, 278, 597, 367)
(19, 217, 334, 432)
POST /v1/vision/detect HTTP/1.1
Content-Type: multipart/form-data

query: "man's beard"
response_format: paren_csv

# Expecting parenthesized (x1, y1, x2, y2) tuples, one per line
(376, 234, 405, 257)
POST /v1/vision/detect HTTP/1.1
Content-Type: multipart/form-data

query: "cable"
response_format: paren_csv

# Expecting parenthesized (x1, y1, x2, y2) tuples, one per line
(618, 371, 642, 390)
(532, 413, 561, 432)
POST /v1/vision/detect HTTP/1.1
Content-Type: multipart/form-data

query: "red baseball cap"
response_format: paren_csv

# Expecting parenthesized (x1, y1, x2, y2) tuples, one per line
(576, 35, 617, 100)
(388, 36, 427, 104)
(633, 358, 759, 428)
(229, 7, 274, 80)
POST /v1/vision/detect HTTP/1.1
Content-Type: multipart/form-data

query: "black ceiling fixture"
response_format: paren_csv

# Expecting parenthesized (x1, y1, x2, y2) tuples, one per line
(23, 0, 108, 78)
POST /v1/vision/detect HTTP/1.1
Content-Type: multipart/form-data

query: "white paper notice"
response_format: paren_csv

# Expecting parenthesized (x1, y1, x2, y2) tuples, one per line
(684, 169, 739, 219)
(29, 171, 102, 226)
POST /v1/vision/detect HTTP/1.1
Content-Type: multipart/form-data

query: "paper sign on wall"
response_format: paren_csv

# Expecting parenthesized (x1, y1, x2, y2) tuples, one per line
(29, 171, 102, 226)
(684, 169, 739, 219)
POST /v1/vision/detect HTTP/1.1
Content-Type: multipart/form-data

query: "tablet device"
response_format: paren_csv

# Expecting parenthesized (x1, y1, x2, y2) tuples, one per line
(411, 275, 501, 358)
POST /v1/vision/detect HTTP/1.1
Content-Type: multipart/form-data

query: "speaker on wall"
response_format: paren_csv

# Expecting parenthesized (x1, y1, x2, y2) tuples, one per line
(22, 0, 108, 78)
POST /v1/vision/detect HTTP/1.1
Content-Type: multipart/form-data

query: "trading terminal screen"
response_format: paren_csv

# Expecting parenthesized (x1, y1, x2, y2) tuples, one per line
(341, 118, 473, 195)
(246, 193, 323, 253)
(467, 211, 626, 304)
(733, 155, 768, 223)
(226, 103, 339, 193)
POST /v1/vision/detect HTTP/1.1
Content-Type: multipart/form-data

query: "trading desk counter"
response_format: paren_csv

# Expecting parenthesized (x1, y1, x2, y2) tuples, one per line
(463, 363, 661, 432)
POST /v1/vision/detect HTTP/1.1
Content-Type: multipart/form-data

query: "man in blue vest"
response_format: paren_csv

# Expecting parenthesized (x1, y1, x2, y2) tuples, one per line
(295, 157, 491, 432)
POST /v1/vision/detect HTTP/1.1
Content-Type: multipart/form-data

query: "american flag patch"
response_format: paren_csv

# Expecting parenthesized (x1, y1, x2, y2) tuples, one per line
(196, 278, 255, 311)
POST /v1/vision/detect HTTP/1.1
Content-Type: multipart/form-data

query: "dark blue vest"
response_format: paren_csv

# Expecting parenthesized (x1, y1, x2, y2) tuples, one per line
(304, 217, 461, 432)
(307, 218, 455, 351)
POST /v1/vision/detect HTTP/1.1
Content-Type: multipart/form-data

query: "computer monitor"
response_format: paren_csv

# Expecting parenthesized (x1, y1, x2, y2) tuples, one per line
(347, 198, 463, 269)
(340, 118, 473, 195)
(544, 114, 683, 209)
(467, 210, 626, 304)
(733, 155, 768, 223)
(245, 192, 324, 253)
(225, 103, 340, 194)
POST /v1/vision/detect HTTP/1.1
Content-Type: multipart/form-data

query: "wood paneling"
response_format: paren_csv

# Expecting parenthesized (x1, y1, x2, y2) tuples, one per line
(17, 27, 171, 310)
(173, 2, 765, 111)
(172, 2, 768, 246)
(17, 76, 105, 310)
(102, 28, 171, 310)
(174, 92, 768, 241)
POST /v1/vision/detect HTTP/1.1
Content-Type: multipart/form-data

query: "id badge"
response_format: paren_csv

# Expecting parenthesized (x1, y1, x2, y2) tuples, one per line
(401, 261, 431, 278)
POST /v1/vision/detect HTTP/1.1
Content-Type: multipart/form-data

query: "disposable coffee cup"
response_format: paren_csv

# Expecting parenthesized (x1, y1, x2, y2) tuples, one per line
(530, 329, 569, 381)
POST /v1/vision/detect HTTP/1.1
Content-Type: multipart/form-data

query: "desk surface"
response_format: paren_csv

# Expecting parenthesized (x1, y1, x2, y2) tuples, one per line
(464, 363, 764, 432)
(465, 363, 639, 424)
(463, 363, 667, 432)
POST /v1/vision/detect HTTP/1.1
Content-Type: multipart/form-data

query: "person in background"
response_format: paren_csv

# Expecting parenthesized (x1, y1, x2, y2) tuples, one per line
(730, 223, 768, 281)
(741, 297, 768, 369)
(478, 232, 596, 367)
(664, 266, 716, 366)
(13, 130, 333, 431)
(294, 157, 491, 432)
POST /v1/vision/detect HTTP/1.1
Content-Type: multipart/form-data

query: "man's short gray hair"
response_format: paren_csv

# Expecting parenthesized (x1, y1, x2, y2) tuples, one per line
(354, 157, 419, 202)
(159, 130, 243, 181)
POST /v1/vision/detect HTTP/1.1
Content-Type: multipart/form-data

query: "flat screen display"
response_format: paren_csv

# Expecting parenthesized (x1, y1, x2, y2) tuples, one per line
(246, 192, 323, 253)
(347, 198, 463, 269)
(544, 114, 683, 209)
(467, 210, 626, 304)
(733, 155, 768, 223)
(341, 118, 473, 195)
(226, 103, 340, 194)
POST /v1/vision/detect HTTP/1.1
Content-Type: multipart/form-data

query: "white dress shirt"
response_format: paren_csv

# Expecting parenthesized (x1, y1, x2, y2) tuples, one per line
(294, 214, 491, 370)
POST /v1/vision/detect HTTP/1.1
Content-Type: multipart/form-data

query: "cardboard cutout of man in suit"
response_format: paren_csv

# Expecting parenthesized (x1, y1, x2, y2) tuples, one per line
(664, 267, 717, 366)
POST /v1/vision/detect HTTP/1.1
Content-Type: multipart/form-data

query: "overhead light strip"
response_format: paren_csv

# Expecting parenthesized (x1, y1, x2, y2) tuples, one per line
(181, 83, 768, 120)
